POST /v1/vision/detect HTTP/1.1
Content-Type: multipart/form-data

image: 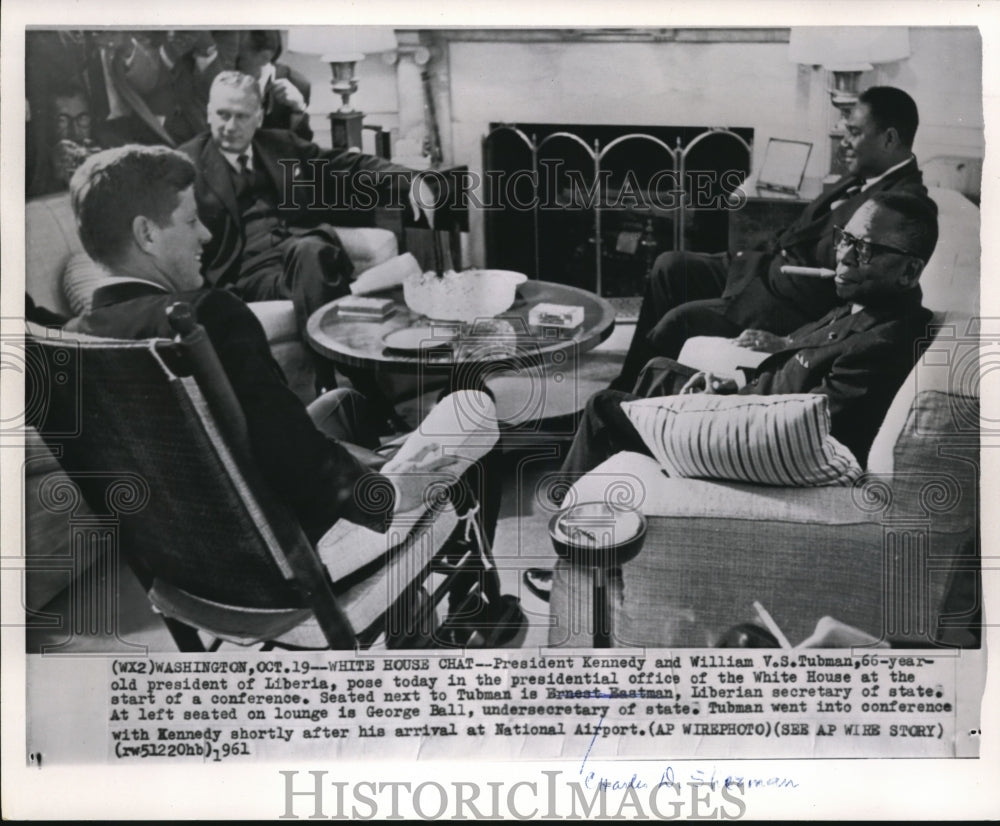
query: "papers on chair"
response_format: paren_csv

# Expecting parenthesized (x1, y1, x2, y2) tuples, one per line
(677, 336, 770, 380)
(314, 391, 498, 633)
(349, 252, 422, 295)
(317, 505, 460, 636)
(795, 616, 891, 649)
(381, 390, 499, 478)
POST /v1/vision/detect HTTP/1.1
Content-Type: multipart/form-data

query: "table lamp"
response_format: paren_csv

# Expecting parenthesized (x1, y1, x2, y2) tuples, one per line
(286, 26, 398, 150)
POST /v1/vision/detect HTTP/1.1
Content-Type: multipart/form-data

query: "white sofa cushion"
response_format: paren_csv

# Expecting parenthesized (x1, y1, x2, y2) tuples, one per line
(622, 392, 862, 486)
(564, 451, 879, 525)
(61, 252, 155, 316)
(866, 314, 980, 475)
(26, 193, 84, 316)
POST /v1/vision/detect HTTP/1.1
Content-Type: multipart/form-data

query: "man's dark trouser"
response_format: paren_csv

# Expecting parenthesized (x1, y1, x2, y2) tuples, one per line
(558, 357, 698, 498)
(230, 230, 367, 397)
(612, 250, 732, 391)
(230, 231, 355, 335)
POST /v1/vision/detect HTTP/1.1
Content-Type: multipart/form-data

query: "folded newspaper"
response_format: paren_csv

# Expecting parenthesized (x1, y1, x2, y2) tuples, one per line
(677, 335, 770, 379)
(349, 252, 422, 295)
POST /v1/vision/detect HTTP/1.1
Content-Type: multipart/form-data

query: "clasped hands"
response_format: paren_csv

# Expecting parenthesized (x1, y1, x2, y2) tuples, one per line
(680, 371, 739, 395)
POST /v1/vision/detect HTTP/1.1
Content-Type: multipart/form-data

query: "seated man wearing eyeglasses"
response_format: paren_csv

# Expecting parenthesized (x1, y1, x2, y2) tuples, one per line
(525, 191, 936, 601)
(611, 86, 936, 393)
(47, 85, 103, 192)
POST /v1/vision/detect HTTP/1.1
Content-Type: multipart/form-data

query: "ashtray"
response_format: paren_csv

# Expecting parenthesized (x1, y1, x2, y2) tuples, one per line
(548, 501, 647, 567)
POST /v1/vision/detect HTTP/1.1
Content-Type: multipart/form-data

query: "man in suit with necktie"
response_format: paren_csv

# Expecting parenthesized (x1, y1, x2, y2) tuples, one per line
(525, 191, 937, 601)
(179, 70, 431, 335)
(611, 86, 935, 392)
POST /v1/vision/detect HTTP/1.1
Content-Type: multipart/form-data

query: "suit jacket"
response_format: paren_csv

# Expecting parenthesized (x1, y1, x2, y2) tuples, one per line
(740, 287, 933, 464)
(179, 129, 415, 287)
(71, 281, 395, 542)
(723, 158, 933, 329)
(636, 288, 932, 465)
(83, 33, 221, 149)
(262, 64, 313, 141)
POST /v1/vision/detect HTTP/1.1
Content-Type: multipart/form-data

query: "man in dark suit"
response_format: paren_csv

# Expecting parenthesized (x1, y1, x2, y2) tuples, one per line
(612, 86, 935, 391)
(525, 191, 937, 600)
(65, 145, 493, 546)
(230, 30, 314, 141)
(570, 191, 936, 475)
(85, 30, 222, 148)
(179, 70, 428, 334)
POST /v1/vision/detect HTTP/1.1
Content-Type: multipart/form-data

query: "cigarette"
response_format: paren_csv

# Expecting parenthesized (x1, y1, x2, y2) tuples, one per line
(753, 600, 792, 649)
(780, 266, 836, 278)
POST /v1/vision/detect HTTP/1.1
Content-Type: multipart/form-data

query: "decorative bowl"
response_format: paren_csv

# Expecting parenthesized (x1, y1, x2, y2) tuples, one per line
(403, 268, 527, 323)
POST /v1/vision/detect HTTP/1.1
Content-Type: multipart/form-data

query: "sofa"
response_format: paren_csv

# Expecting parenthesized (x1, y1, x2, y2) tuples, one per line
(549, 186, 982, 648)
(22, 191, 399, 612)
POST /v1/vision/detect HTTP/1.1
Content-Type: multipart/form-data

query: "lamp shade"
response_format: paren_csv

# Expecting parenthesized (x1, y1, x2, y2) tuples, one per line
(286, 26, 398, 62)
(788, 27, 911, 70)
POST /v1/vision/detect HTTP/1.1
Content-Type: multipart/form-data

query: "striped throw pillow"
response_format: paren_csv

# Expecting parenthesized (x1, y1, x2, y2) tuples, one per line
(621, 394, 862, 487)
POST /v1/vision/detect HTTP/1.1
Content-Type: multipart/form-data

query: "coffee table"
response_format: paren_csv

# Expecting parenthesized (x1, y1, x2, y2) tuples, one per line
(306, 281, 615, 370)
(306, 280, 616, 428)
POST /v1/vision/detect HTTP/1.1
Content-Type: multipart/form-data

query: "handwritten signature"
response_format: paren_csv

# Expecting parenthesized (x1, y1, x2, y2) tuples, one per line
(580, 713, 799, 792)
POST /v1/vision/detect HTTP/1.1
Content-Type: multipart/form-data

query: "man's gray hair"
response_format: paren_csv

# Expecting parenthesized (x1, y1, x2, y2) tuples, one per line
(210, 70, 262, 106)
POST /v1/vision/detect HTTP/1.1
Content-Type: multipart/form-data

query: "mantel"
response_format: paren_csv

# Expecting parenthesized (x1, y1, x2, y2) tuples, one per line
(397, 28, 791, 45)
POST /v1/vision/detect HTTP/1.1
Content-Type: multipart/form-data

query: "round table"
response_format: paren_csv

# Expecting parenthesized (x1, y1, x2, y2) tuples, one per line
(306, 280, 616, 372)
(306, 281, 617, 430)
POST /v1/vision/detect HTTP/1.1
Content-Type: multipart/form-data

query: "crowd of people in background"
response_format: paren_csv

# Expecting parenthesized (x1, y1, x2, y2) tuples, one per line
(26, 29, 313, 196)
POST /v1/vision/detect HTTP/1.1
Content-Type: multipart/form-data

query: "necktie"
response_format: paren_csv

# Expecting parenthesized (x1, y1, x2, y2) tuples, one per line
(843, 177, 864, 197)
(827, 304, 852, 325)
(235, 153, 254, 195)
(829, 177, 863, 212)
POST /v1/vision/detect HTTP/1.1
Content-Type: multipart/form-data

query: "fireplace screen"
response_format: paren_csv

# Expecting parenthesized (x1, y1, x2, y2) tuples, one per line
(482, 123, 752, 306)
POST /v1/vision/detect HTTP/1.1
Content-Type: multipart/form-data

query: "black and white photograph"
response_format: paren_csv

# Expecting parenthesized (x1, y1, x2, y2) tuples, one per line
(3, 1, 998, 820)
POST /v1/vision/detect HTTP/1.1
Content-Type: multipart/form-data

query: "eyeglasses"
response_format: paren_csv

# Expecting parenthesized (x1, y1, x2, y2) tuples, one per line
(55, 113, 92, 132)
(834, 226, 923, 266)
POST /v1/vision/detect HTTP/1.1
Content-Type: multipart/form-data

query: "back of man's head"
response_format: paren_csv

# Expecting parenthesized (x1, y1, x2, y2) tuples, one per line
(870, 190, 938, 263)
(70, 145, 196, 269)
(241, 30, 282, 62)
(858, 86, 920, 148)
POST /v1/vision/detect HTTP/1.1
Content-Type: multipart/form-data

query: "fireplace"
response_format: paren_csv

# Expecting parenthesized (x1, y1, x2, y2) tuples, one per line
(482, 123, 752, 303)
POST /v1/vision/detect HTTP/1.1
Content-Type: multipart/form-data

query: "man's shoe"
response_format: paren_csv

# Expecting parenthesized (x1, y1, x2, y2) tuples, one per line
(523, 568, 553, 603)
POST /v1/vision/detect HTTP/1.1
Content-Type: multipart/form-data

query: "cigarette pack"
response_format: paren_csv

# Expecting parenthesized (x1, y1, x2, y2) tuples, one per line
(336, 296, 395, 320)
(528, 303, 584, 331)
